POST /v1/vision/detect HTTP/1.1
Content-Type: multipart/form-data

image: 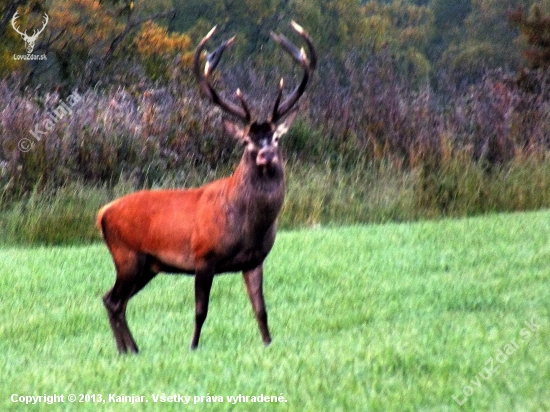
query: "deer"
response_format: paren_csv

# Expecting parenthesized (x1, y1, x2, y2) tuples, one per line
(11, 12, 49, 54)
(97, 21, 316, 353)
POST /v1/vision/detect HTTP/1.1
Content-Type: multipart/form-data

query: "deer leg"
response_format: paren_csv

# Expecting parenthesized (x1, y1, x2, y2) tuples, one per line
(190, 265, 215, 350)
(129, 263, 157, 299)
(103, 253, 156, 354)
(243, 266, 271, 345)
(103, 279, 137, 354)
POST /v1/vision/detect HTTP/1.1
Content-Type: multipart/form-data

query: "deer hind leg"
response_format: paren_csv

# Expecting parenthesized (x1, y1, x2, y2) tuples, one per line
(190, 264, 215, 350)
(103, 251, 157, 354)
(243, 266, 271, 345)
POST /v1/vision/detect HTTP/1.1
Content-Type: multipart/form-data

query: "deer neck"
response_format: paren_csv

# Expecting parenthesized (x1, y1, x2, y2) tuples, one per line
(226, 153, 285, 227)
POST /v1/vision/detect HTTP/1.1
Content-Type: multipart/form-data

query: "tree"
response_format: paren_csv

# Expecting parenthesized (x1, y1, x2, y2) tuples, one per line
(363, 0, 434, 80)
(46, 0, 181, 87)
(135, 20, 192, 81)
(293, 0, 368, 58)
(2, 0, 193, 89)
(171, 0, 288, 58)
(509, 3, 550, 70)
(171, 0, 369, 62)
(429, 0, 471, 58)
(436, 0, 531, 83)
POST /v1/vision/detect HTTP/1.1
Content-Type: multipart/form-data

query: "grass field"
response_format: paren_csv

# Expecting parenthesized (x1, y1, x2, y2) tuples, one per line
(1, 211, 549, 411)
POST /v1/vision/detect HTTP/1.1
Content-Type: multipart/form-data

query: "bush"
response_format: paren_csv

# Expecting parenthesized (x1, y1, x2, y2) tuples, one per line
(2, 63, 550, 244)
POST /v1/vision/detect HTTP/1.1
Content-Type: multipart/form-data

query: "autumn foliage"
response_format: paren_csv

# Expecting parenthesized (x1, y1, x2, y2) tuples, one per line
(135, 21, 193, 80)
(508, 4, 550, 70)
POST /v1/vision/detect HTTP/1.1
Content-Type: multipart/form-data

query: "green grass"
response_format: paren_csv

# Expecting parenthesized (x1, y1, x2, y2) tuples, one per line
(2, 155, 550, 246)
(1, 211, 549, 411)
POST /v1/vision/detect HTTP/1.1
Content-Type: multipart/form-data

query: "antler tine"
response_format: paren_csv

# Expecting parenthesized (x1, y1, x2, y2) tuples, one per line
(193, 27, 250, 122)
(236, 89, 252, 123)
(290, 21, 317, 69)
(270, 21, 316, 123)
(271, 78, 284, 123)
(38, 13, 49, 35)
(205, 35, 235, 75)
(11, 12, 26, 36)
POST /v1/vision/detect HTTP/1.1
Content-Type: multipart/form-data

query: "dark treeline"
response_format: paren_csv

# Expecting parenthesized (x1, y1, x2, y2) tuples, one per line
(1, 0, 549, 90)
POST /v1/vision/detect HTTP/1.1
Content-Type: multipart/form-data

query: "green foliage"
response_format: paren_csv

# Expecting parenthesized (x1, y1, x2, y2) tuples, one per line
(414, 152, 550, 217)
(294, 0, 368, 56)
(363, 0, 434, 79)
(0, 0, 180, 89)
(430, 0, 533, 80)
(165, 0, 283, 63)
(281, 161, 417, 228)
(432, 0, 472, 24)
(3, 151, 550, 245)
(1, 212, 550, 410)
(0, 182, 130, 245)
(442, 41, 505, 81)
(463, 0, 525, 67)
(0, 184, 105, 245)
(428, 0, 470, 70)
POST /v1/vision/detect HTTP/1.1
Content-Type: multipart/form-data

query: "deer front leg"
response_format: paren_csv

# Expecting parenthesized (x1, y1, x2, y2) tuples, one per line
(243, 266, 271, 345)
(191, 265, 215, 350)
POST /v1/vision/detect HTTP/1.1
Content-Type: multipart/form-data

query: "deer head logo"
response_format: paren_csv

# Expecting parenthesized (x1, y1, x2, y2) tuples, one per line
(11, 12, 49, 54)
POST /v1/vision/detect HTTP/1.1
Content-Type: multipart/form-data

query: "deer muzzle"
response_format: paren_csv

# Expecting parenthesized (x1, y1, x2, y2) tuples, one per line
(257, 148, 278, 166)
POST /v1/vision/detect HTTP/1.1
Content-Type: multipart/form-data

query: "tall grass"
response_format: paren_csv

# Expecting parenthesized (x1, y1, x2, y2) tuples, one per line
(2, 154, 550, 245)
(1, 63, 550, 244)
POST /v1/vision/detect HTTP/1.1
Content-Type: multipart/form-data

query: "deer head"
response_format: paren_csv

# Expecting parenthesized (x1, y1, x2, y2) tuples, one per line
(11, 12, 49, 54)
(193, 21, 317, 175)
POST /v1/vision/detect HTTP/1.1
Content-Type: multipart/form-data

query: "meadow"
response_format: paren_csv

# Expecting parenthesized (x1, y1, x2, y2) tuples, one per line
(1, 210, 549, 411)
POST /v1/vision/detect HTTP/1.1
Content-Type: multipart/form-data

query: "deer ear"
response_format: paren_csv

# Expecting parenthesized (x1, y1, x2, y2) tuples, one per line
(274, 109, 298, 139)
(223, 119, 249, 143)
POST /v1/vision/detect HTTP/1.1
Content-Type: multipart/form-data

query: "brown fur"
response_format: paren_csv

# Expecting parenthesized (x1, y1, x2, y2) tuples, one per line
(99, 22, 314, 353)
(100, 120, 291, 353)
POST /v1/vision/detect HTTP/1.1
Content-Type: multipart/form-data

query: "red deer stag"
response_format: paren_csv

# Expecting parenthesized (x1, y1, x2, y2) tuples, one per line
(98, 21, 316, 353)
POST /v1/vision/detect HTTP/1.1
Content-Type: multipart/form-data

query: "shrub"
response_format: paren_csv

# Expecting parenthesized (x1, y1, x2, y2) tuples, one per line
(2, 63, 550, 244)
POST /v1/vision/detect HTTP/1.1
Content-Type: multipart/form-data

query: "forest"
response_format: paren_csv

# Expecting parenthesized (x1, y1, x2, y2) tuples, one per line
(1, 0, 550, 243)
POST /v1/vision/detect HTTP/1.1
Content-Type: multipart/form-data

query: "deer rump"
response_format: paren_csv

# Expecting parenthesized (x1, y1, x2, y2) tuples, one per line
(98, 21, 316, 354)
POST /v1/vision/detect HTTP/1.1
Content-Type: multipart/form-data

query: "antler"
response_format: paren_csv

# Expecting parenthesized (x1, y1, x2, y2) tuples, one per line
(11, 12, 48, 40)
(11, 12, 26, 37)
(29, 13, 49, 41)
(11, 12, 50, 42)
(270, 21, 317, 123)
(193, 26, 251, 122)
(194, 22, 316, 124)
